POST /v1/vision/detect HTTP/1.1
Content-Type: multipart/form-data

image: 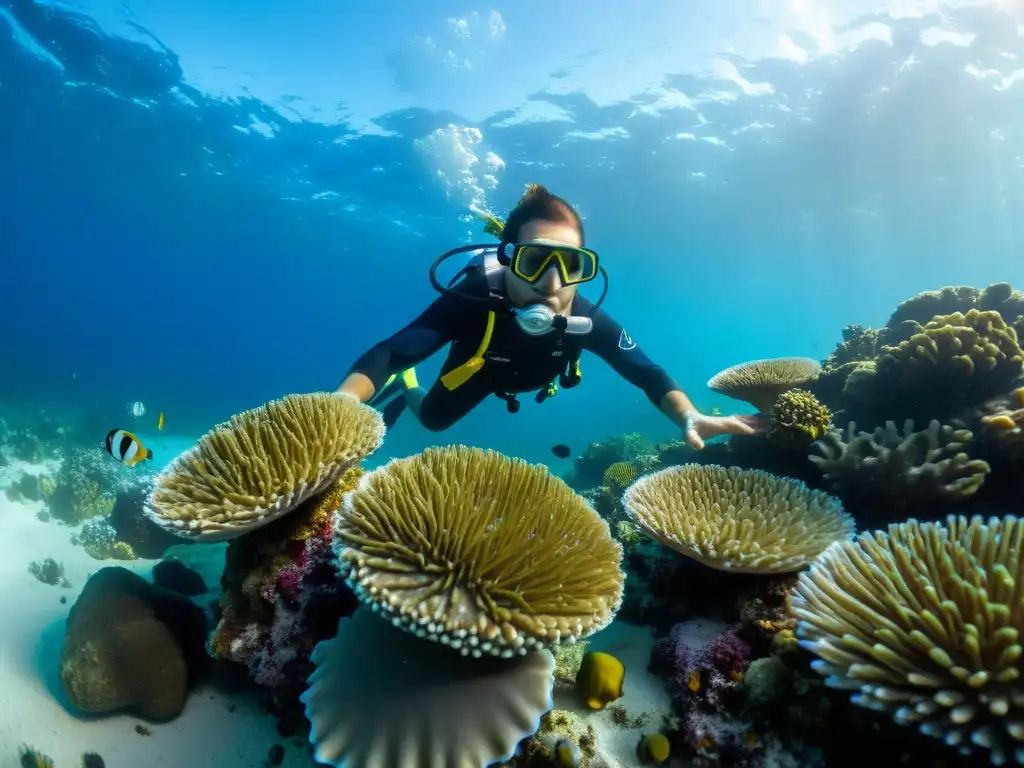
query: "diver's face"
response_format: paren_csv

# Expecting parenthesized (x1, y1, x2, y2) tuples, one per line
(505, 219, 582, 312)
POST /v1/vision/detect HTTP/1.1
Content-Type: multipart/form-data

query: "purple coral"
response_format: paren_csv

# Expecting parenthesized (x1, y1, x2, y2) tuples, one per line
(650, 619, 758, 764)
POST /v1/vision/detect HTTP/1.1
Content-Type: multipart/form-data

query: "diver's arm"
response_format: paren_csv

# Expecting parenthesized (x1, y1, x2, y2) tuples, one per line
(337, 296, 460, 401)
(583, 310, 689, 413)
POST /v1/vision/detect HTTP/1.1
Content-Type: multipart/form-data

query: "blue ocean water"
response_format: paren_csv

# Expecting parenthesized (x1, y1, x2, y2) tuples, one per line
(1, 0, 1021, 474)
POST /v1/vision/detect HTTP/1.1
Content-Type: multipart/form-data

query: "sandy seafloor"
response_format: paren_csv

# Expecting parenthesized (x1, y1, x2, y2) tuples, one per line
(0, 452, 680, 768)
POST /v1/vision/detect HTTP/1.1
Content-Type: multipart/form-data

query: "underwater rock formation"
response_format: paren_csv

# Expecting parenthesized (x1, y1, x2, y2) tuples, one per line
(209, 471, 361, 695)
(809, 420, 990, 526)
(108, 486, 182, 560)
(59, 566, 208, 721)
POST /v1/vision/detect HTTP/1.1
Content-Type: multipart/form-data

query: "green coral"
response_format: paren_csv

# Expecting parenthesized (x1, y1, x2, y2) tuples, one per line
(875, 309, 1024, 401)
(49, 478, 115, 525)
(767, 389, 832, 449)
(615, 519, 643, 547)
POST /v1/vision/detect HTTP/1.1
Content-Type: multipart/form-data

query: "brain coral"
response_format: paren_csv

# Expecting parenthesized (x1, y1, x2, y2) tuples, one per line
(145, 392, 384, 541)
(768, 388, 833, 448)
(790, 515, 1024, 766)
(335, 445, 625, 657)
(622, 464, 854, 573)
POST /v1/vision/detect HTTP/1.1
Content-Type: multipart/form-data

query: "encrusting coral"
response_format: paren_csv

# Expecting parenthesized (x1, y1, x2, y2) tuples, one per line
(707, 357, 822, 415)
(145, 392, 385, 541)
(789, 515, 1024, 767)
(336, 446, 625, 656)
(622, 464, 854, 573)
(209, 469, 362, 692)
(809, 420, 990, 524)
(767, 389, 833, 449)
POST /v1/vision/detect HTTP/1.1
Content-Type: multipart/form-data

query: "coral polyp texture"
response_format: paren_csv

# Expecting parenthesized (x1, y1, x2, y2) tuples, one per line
(707, 357, 822, 414)
(981, 387, 1024, 445)
(144, 392, 385, 541)
(789, 515, 1024, 766)
(809, 420, 990, 519)
(767, 388, 833, 448)
(334, 445, 625, 657)
(876, 309, 1024, 399)
(622, 464, 854, 574)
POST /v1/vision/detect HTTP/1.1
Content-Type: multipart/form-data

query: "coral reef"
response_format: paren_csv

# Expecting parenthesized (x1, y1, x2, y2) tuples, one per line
(623, 464, 853, 573)
(337, 446, 625, 654)
(60, 566, 208, 720)
(809, 420, 990, 526)
(707, 357, 822, 414)
(790, 515, 1024, 767)
(145, 392, 384, 541)
(209, 470, 362, 697)
(72, 517, 137, 560)
(45, 446, 152, 526)
(108, 485, 182, 559)
(566, 432, 656, 490)
(823, 324, 878, 368)
(767, 389, 833, 450)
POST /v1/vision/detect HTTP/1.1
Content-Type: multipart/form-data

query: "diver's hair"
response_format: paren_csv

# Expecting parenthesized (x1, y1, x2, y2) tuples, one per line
(501, 184, 585, 245)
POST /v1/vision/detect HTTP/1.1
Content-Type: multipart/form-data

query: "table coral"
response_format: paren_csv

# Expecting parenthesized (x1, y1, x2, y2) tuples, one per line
(208, 469, 362, 696)
(809, 419, 990, 525)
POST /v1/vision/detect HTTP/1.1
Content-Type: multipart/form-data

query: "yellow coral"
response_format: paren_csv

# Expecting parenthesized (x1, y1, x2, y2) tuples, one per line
(337, 446, 625, 656)
(623, 464, 854, 573)
(145, 392, 384, 541)
(877, 308, 1024, 387)
(768, 388, 833, 447)
(603, 461, 640, 491)
(789, 515, 1024, 766)
(111, 541, 136, 560)
(576, 650, 625, 710)
(707, 357, 822, 414)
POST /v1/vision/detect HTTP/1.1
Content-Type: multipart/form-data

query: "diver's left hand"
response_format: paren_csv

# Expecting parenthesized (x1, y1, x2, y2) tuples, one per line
(683, 412, 767, 450)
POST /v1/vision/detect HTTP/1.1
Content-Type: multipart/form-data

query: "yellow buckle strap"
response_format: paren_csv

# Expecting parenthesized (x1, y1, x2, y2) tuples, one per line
(440, 311, 496, 391)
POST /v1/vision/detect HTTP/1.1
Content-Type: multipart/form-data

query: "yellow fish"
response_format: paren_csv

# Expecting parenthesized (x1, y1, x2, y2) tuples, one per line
(103, 429, 153, 467)
(157, 411, 165, 431)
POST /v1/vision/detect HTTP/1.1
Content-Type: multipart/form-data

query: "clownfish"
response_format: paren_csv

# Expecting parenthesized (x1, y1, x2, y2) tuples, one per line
(102, 429, 153, 467)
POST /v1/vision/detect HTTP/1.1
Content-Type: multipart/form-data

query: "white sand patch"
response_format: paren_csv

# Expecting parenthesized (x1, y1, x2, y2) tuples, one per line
(553, 621, 682, 767)
(0, 488, 319, 768)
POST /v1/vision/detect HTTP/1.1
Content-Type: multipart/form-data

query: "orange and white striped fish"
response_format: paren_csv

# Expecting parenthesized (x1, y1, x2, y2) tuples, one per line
(102, 428, 153, 467)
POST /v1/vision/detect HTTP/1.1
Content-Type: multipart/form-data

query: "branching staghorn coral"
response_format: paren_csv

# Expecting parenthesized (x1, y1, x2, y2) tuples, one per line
(336, 445, 625, 657)
(789, 515, 1024, 766)
(145, 392, 384, 541)
(622, 464, 853, 574)
(809, 420, 990, 520)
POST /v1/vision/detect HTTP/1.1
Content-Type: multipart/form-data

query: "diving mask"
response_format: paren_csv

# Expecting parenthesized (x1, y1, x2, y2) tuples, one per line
(513, 304, 593, 336)
(506, 241, 599, 286)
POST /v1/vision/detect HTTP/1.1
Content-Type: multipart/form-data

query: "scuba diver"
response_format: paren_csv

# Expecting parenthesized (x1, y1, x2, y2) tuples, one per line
(336, 184, 764, 450)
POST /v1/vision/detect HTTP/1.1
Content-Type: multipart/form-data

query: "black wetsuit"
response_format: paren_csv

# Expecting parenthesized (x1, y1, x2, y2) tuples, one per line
(348, 272, 680, 431)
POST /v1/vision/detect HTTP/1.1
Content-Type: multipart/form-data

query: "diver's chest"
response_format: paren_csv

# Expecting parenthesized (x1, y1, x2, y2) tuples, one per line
(482, 320, 575, 366)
